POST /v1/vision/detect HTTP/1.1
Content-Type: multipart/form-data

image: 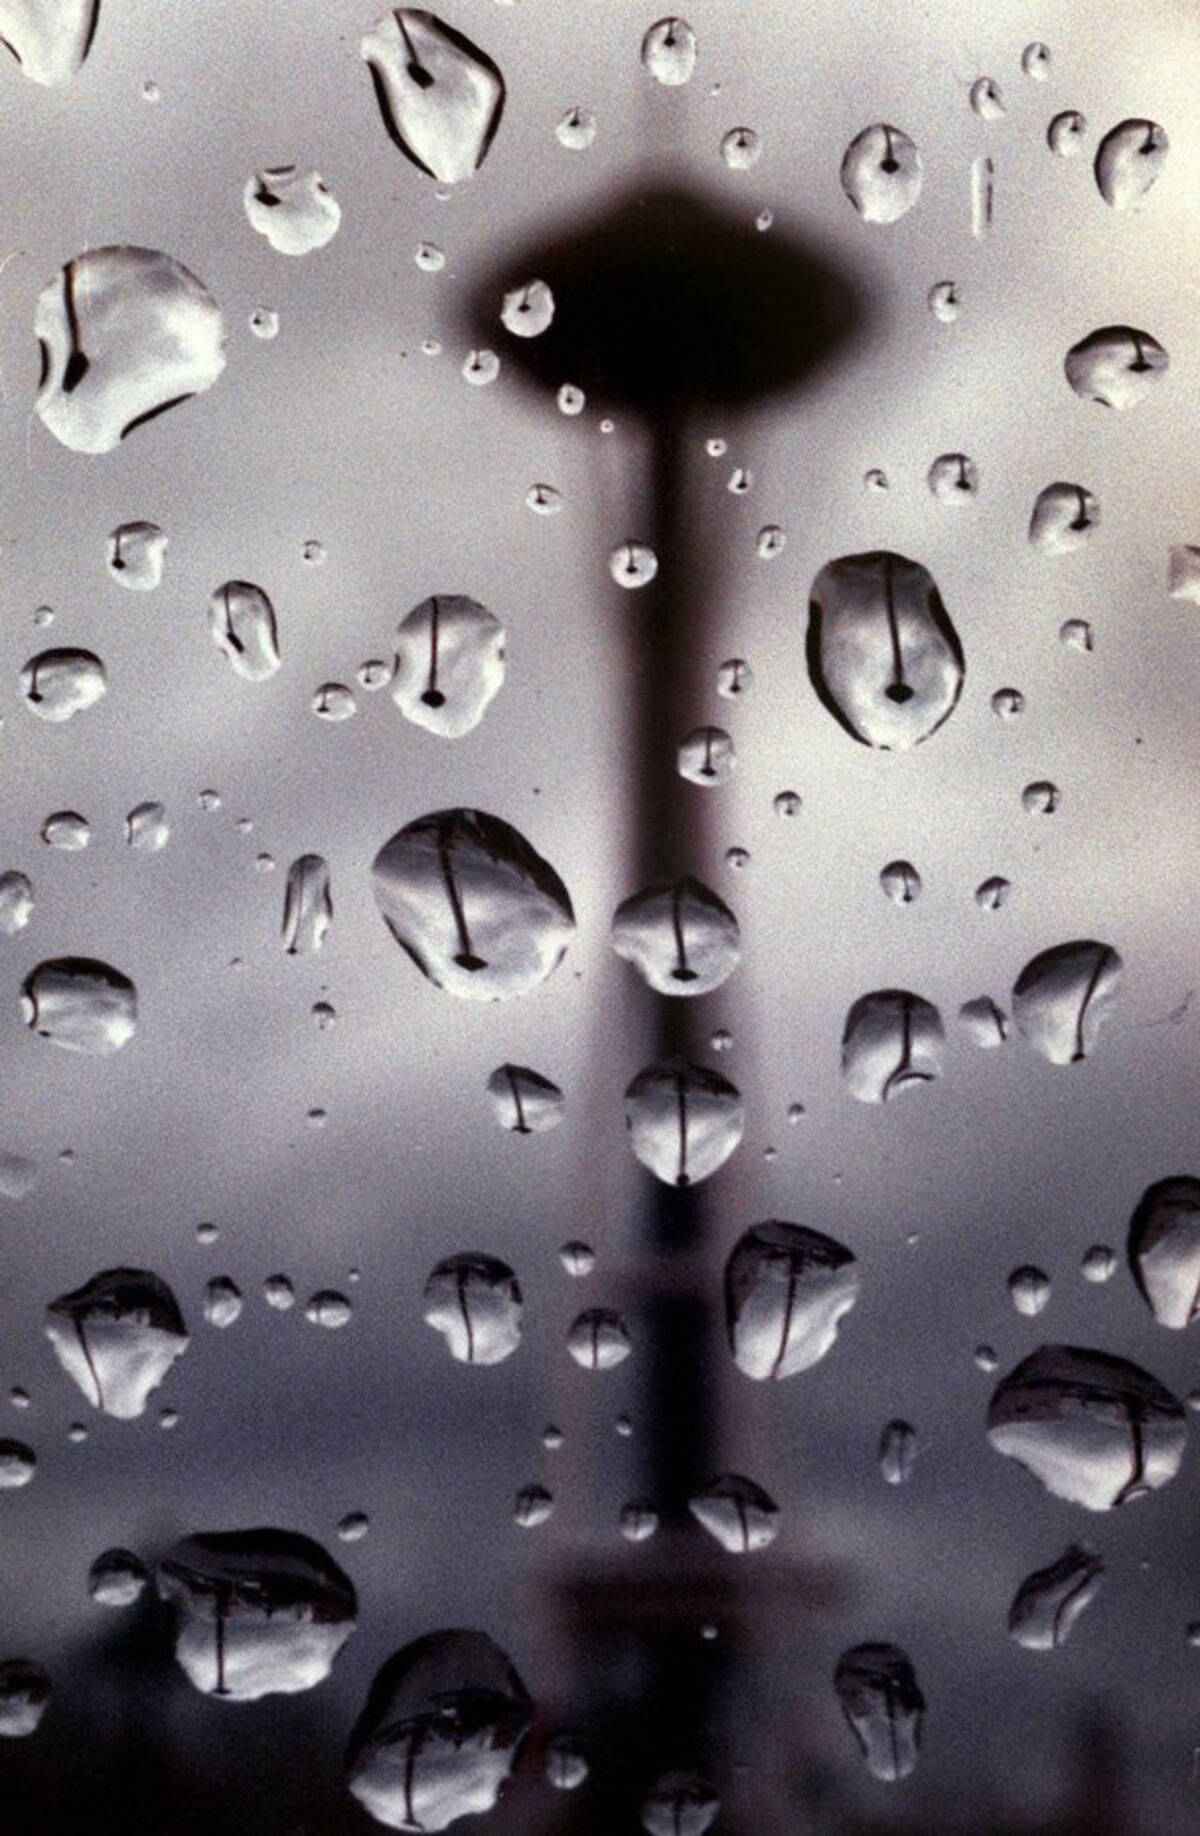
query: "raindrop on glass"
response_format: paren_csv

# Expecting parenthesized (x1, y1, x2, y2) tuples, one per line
(486, 1064, 564, 1134)
(834, 1643, 924, 1781)
(611, 877, 740, 997)
(1064, 326, 1168, 409)
(20, 650, 105, 722)
(525, 483, 562, 515)
(1012, 940, 1122, 1064)
(624, 1060, 743, 1187)
(688, 1474, 779, 1553)
(773, 789, 801, 818)
(641, 1774, 720, 1835)
(841, 990, 944, 1103)
(1048, 110, 1087, 157)
(312, 683, 356, 720)
(927, 452, 978, 504)
(879, 1419, 917, 1485)
(557, 382, 585, 414)
(282, 854, 332, 956)
(840, 124, 923, 223)
(1008, 1265, 1051, 1317)
(720, 127, 761, 170)
(959, 996, 1009, 1047)
(609, 541, 658, 589)
(264, 1274, 295, 1311)
(879, 860, 921, 906)
(620, 1500, 659, 1542)
(1008, 1545, 1103, 1651)
(1021, 41, 1051, 79)
(107, 521, 166, 590)
(305, 1291, 352, 1329)
(23, 959, 135, 1054)
(975, 875, 1010, 912)
(756, 524, 785, 559)
(0, 872, 33, 936)
(40, 811, 89, 850)
(461, 348, 500, 385)
(555, 106, 596, 150)
(716, 657, 752, 698)
(0, 1660, 50, 1738)
(0, 1441, 36, 1488)
(991, 686, 1024, 719)
(1021, 780, 1060, 815)
(726, 1221, 859, 1380)
(513, 1483, 553, 1529)
(360, 9, 506, 184)
(1082, 1244, 1115, 1284)
(641, 16, 698, 87)
(88, 1549, 148, 1608)
(0, 0, 96, 84)
(1094, 119, 1168, 210)
(1059, 618, 1093, 652)
(244, 165, 341, 254)
(500, 278, 554, 338)
(1029, 482, 1099, 555)
(566, 1308, 631, 1370)
(927, 280, 959, 323)
(338, 1512, 369, 1542)
(45, 1268, 187, 1418)
(1128, 1176, 1200, 1329)
(249, 307, 279, 339)
(208, 582, 281, 682)
(125, 801, 169, 852)
(546, 1733, 588, 1791)
(559, 1241, 594, 1277)
(423, 1253, 522, 1365)
(203, 1277, 243, 1329)
(969, 76, 1005, 119)
(678, 726, 735, 786)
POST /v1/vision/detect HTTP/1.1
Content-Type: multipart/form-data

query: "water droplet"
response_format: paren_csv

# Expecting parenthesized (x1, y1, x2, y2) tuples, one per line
(841, 990, 944, 1103)
(677, 725, 735, 786)
(423, 1254, 522, 1364)
(486, 1064, 564, 1133)
(689, 1474, 778, 1553)
(305, 543, 327, 572)
(500, 277, 555, 339)
(88, 1549, 148, 1608)
(23, 958, 135, 1053)
(0, 0, 95, 84)
(198, 788, 221, 812)
(1029, 482, 1099, 555)
(338, 1512, 369, 1542)
(609, 540, 658, 589)
(555, 106, 596, 150)
(620, 1499, 658, 1542)
(40, 811, 89, 851)
(975, 875, 1010, 911)
(106, 520, 167, 590)
(835, 1643, 923, 1781)
(559, 1240, 594, 1277)
(1021, 41, 1051, 79)
(1009, 1265, 1051, 1317)
(1048, 110, 1086, 156)
(282, 854, 333, 956)
(35, 246, 226, 455)
(927, 280, 959, 322)
(249, 307, 279, 339)
(254, 852, 276, 876)
(726, 465, 752, 495)
(306, 1290, 352, 1329)
(373, 809, 575, 1001)
(542, 1424, 563, 1451)
(513, 1483, 553, 1528)
(346, 1631, 531, 1832)
(716, 657, 752, 698)
(311, 682, 356, 720)
(203, 1277, 243, 1329)
(773, 789, 801, 818)
(641, 1773, 720, 1835)
(975, 1344, 998, 1372)
(611, 877, 741, 997)
(0, 1152, 36, 1201)
(567, 1308, 631, 1370)
(208, 581, 281, 682)
(422, 337, 441, 357)
(756, 524, 785, 559)
(1080, 1244, 1114, 1284)
(787, 1101, 806, 1123)
(879, 860, 921, 905)
(726, 1221, 859, 1380)
(807, 551, 964, 751)
(525, 482, 562, 516)
(1060, 619, 1095, 656)
(987, 1344, 1186, 1509)
(545, 1733, 588, 1790)
(710, 1028, 732, 1054)
(244, 165, 341, 255)
(0, 1660, 50, 1739)
(20, 649, 105, 723)
(1021, 780, 1060, 815)
(959, 996, 1009, 1047)
(196, 1221, 219, 1246)
(755, 206, 774, 231)
(1128, 1177, 1200, 1328)
(1008, 1545, 1103, 1651)
(879, 1419, 917, 1485)
(641, 16, 698, 87)
(556, 381, 585, 414)
(360, 9, 505, 185)
(1167, 544, 1200, 604)
(0, 1441, 36, 1488)
(971, 154, 995, 238)
(863, 466, 889, 492)
(704, 437, 727, 459)
(720, 126, 761, 170)
(1065, 325, 1168, 409)
(125, 801, 169, 852)
(624, 1060, 743, 1186)
(970, 76, 1006, 119)
(264, 1274, 295, 1312)
(991, 687, 1024, 721)
(1012, 940, 1122, 1064)
(66, 1422, 87, 1442)
(927, 452, 979, 504)
(0, 872, 33, 935)
(159, 1529, 356, 1700)
(45, 1269, 186, 1417)
(1095, 119, 1168, 210)
(840, 124, 923, 223)
(461, 346, 500, 385)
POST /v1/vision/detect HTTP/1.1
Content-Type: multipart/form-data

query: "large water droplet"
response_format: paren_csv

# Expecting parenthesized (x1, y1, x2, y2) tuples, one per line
(40, 811, 89, 851)
(0, 872, 33, 935)
(158, 1528, 356, 1700)
(305, 1291, 352, 1329)
(23, 958, 136, 1054)
(689, 1474, 778, 1553)
(807, 551, 964, 750)
(641, 16, 697, 87)
(20, 649, 105, 723)
(841, 990, 944, 1103)
(1128, 1176, 1200, 1329)
(987, 1345, 1186, 1510)
(835, 1643, 923, 1781)
(244, 165, 341, 254)
(624, 1060, 743, 1186)
(1064, 326, 1168, 409)
(566, 1308, 631, 1370)
(1047, 110, 1087, 157)
(347, 1631, 532, 1831)
(725, 1221, 859, 1381)
(0, 0, 95, 83)
(373, 809, 575, 1001)
(641, 1773, 720, 1835)
(1008, 1544, 1103, 1651)
(35, 247, 226, 455)
(1094, 119, 1168, 210)
(879, 1419, 917, 1485)
(611, 877, 740, 997)
(677, 726, 734, 786)
(88, 1548, 148, 1607)
(282, 854, 333, 956)
(208, 581, 281, 682)
(486, 1064, 564, 1134)
(423, 1254, 522, 1365)
(1029, 481, 1099, 554)
(361, 10, 505, 184)
(840, 124, 922, 223)
(1012, 940, 1122, 1065)
(45, 1268, 187, 1417)
(0, 1660, 50, 1738)
(392, 594, 505, 737)
(500, 278, 554, 338)
(0, 1440, 36, 1488)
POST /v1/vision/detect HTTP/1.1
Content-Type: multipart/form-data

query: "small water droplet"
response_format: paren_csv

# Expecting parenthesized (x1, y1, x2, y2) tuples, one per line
(203, 1277, 243, 1329)
(282, 855, 333, 956)
(1065, 325, 1168, 409)
(40, 811, 89, 851)
(338, 1512, 369, 1542)
(461, 346, 500, 384)
(106, 520, 167, 590)
(545, 1733, 588, 1790)
(689, 1474, 778, 1552)
(720, 126, 761, 170)
(0, 1661, 50, 1739)
(927, 452, 979, 504)
(20, 649, 106, 722)
(567, 1308, 631, 1370)
(773, 789, 801, 819)
(1021, 40, 1051, 79)
(840, 124, 923, 223)
(678, 725, 735, 786)
(1009, 1265, 1051, 1317)
(726, 464, 752, 495)
(263, 1274, 295, 1311)
(244, 165, 341, 255)
(45, 1268, 186, 1416)
(756, 524, 785, 559)
(208, 581, 280, 682)
(611, 877, 740, 997)
(641, 1773, 720, 1835)
(513, 1483, 553, 1528)
(879, 1419, 917, 1485)
(863, 466, 889, 492)
(1128, 1177, 1200, 1328)
(89, 1549, 148, 1607)
(879, 860, 921, 905)
(500, 278, 554, 338)
(311, 682, 356, 720)
(1047, 110, 1087, 156)
(927, 280, 959, 322)
(1095, 119, 1168, 210)
(1059, 618, 1093, 653)
(0, 872, 34, 936)
(415, 241, 446, 271)
(249, 307, 279, 339)
(555, 106, 596, 150)
(609, 540, 658, 588)
(525, 481, 562, 515)
(975, 1344, 998, 1372)
(0, 1440, 36, 1488)
(959, 996, 1009, 1047)
(1012, 940, 1122, 1064)
(970, 76, 1006, 119)
(1030, 481, 1099, 555)
(971, 155, 994, 238)
(1022, 780, 1060, 815)
(559, 1241, 594, 1277)
(556, 381, 585, 414)
(620, 1499, 658, 1542)
(486, 1063, 564, 1133)
(1081, 1244, 1115, 1284)
(975, 875, 1010, 911)
(716, 657, 752, 698)
(125, 801, 169, 852)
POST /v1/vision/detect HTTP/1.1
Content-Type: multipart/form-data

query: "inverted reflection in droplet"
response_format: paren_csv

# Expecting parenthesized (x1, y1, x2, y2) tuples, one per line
(689, 1473, 778, 1553)
(423, 1254, 522, 1364)
(1008, 1545, 1103, 1650)
(840, 124, 922, 223)
(360, 9, 506, 185)
(23, 958, 136, 1053)
(45, 1268, 186, 1417)
(641, 16, 697, 87)
(1012, 940, 1122, 1064)
(486, 1064, 564, 1134)
(208, 582, 281, 682)
(835, 1642, 923, 1781)
(611, 877, 740, 996)
(841, 989, 943, 1103)
(244, 165, 341, 254)
(726, 1220, 859, 1380)
(624, 1060, 743, 1186)
(1128, 1176, 1200, 1329)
